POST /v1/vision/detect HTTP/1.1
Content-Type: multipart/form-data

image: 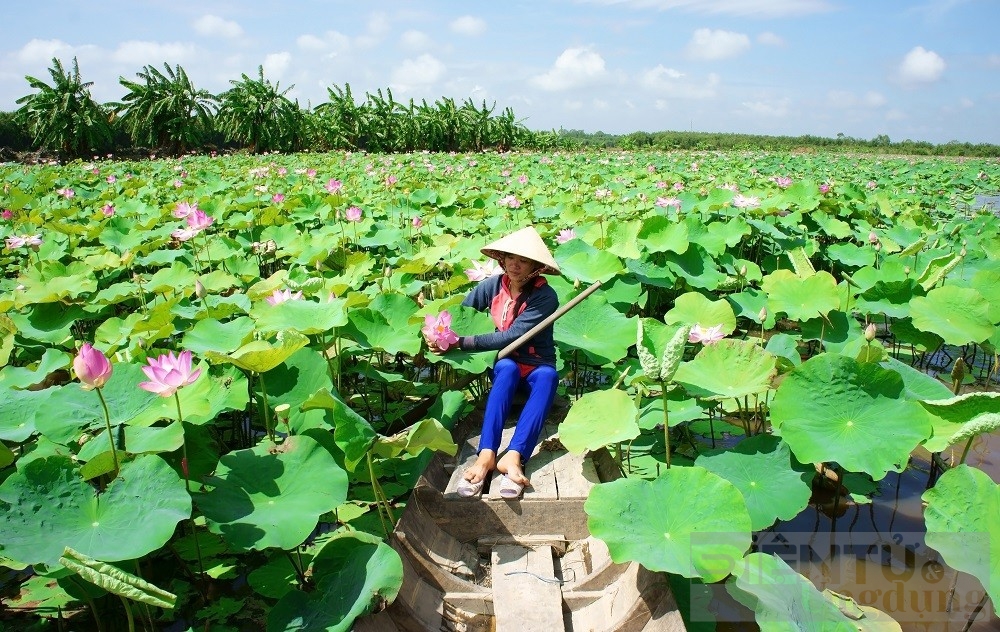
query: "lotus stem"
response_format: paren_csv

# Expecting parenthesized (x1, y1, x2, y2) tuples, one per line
(367, 452, 394, 537)
(961, 592, 989, 632)
(120, 595, 135, 632)
(661, 382, 671, 469)
(95, 387, 120, 475)
(68, 574, 104, 632)
(173, 392, 206, 581)
(258, 372, 275, 443)
(958, 436, 976, 465)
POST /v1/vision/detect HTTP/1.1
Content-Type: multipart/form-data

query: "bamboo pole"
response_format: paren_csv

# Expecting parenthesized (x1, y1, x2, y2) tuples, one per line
(497, 280, 602, 361)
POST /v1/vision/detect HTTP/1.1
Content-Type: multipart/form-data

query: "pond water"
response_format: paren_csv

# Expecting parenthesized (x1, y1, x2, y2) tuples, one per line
(702, 431, 999, 631)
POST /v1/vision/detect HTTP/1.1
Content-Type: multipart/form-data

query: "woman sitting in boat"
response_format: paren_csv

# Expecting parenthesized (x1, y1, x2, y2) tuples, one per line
(425, 226, 561, 499)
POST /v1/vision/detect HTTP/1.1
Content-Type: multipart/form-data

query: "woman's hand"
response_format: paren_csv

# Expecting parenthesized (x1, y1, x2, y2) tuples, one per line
(424, 335, 448, 355)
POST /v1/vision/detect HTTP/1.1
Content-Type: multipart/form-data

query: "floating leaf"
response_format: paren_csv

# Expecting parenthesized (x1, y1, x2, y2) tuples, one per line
(922, 465, 1000, 612)
(250, 298, 349, 335)
(585, 466, 751, 582)
(770, 354, 930, 480)
(554, 295, 634, 365)
(0, 455, 190, 567)
(561, 389, 640, 454)
(762, 269, 840, 321)
(675, 339, 777, 400)
(909, 286, 994, 346)
(696, 434, 812, 530)
(197, 430, 349, 552)
(664, 292, 736, 335)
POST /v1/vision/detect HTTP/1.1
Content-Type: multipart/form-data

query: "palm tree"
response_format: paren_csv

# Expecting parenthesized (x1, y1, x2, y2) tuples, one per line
(115, 63, 217, 155)
(15, 57, 112, 159)
(215, 66, 303, 153)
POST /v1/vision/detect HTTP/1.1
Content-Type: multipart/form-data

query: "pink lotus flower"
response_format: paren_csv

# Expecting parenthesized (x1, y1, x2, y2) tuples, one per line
(272, 193, 285, 203)
(655, 197, 681, 208)
(422, 312, 460, 352)
(187, 210, 214, 231)
(1, 209, 10, 220)
(344, 206, 363, 222)
(465, 259, 502, 281)
(57, 187, 75, 199)
(868, 231, 879, 244)
(385, 174, 398, 187)
(732, 194, 761, 209)
(518, 174, 528, 184)
(138, 350, 202, 397)
(594, 189, 610, 200)
(819, 183, 831, 194)
(102, 204, 115, 217)
(306, 169, 317, 178)
(325, 179, 343, 194)
(265, 288, 303, 305)
(171, 227, 199, 242)
(173, 202, 198, 219)
(73, 343, 114, 390)
(866, 181, 877, 190)
(498, 195, 521, 209)
(107, 175, 116, 184)
(773, 176, 793, 188)
(5, 234, 41, 249)
(173, 180, 183, 188)
(412, 216, 423, 228)
(673, 182, 684, 191)
(689, 324, 725, 345)
(656, 181, 667, 189)
(556, 228, 576, 244)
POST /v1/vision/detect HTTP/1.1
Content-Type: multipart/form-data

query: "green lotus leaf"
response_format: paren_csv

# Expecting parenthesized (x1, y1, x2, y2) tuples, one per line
(258, 348, 334, 434)
(146, 261, 197, 295)
(969, 267, 1000, 322)
(674, 339, 777, 401)
(764, 333, 801, 367)
(181, 316, 256, 356)
(34, 363, 162, 445)
(916, 252, 962, 291)
(888, 317, 943, 352)
(762, 269, 840, 321)
(14, 262, 97, 307)
(370, 293, 420, 329)
(558, 248, 626, 284)
(662, 244, 729, 290)
(0, 348, 69, 389)
(7, 303, 86, 346)
(204, 331, 309, 373)
(854, 279, 922, 319)
(248, 550, 315, 600)
(197, 430, 349, 552)
(123, 422, 185, 455)
(342, 308, 421, 356)
(770, 354, 930, 480)
(731, 553, 902, 631)
(0, 442, 14, 468)
(268, 533, 403, 632)
(0, 385, 49, 442)
(664, 291, 736, 335)
(554, 295, 634, 365)
(584, 466, 752, 582)
(627, 256, 677, 288)
(372, 418, 457, 459)
(922, 465, 1000, 612)
(605, 219, 642, 260)
(638, 216, 690, 254)
(250, 298, 349, 335)
(726, 289, 777, 329)
(909, 286, 995, 346)
(799, 311, 863, 354)
(919, 392, 1000, 453)
(826, 242, 876, 268)
(561, 389, 640, 454)
(696, 434, 812, 530)
(59, 546, 176, 609)
(0, 454, 190, 567)
(0, 314, 14, 366)
(879, 356, 951, 402)
(637, 390, 707, 430)
(303, 389, 377, 472)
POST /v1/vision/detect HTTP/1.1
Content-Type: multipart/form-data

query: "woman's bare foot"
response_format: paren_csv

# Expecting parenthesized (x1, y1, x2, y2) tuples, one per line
(497, 450, 529, 487)
(463, 449, 496, 485)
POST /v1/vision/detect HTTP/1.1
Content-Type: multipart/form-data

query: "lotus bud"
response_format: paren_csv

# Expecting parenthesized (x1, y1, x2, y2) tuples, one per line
(384, 265, 392, 278)
(73, 343, 113, 390)
(868, 231, 878, 244)
(739, 265, 748, 277)
(574, 278, 580, 289)
(758, 307, 768, 323)
(960, 247, 967, 257)
(874, 242, 881, 252)
(864, 323, 877, 342)
(950, 357, 966, 385)
(194, 278, 206, 299)
(904, 266, 911, 276)
(78, 433, 91, 446)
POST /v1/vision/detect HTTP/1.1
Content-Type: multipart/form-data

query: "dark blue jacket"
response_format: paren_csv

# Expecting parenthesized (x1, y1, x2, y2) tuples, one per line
(459, 275, 559, 366)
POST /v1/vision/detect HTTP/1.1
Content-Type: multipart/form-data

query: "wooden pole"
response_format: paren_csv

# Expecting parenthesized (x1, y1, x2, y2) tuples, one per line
(497, 280, 602, 360)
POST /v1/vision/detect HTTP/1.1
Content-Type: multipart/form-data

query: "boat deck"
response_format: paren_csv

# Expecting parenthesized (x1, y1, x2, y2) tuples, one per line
(355, 400, 687, 632)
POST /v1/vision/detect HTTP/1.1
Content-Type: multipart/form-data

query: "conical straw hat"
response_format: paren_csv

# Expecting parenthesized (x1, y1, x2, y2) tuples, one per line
(481, 226, 561, 275)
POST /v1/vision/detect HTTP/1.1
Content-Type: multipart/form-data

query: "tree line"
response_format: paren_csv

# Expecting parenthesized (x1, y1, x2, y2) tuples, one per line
(0, 58, 557, 160)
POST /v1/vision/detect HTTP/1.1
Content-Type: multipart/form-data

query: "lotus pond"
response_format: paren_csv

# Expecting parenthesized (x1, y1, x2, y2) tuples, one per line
(0, 149, 998, 631)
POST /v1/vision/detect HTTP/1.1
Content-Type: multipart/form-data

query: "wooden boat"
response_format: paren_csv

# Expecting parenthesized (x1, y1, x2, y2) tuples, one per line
(356, 397, 688, 632)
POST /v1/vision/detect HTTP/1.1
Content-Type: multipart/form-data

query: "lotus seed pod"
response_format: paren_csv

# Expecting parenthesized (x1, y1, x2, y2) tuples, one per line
(904, 266, 911, 275)
(275, 403, 291, 426)
(659, 324, 692, 383)
(951, 357, 966, 384)
(864, 323, 877, 342)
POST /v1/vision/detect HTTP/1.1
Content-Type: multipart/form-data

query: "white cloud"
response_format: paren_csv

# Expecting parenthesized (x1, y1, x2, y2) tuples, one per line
(111, 41, 197, 65)
(15, 39, 79, 64)
(450, 15, 487, 36)
(390, 53, 446, 90)
(296, 31, 351, 56)
(757, 32, 785, 47)
(639, 65, 719, 98)
(988, 54, 1000, 68)
(356, 12, 391, 49)
(864, 91, 887, 107)
(897, 46, 945, 84)
(193, 15, 244, 39)
(577, 0, 834, 19)
(684, 29, 751, 60)
(958, 97, 973, 109)
(262, 52, 292, 79)
(655, 99, 670, 110)
(564, 99, 584, 110)
(400, 30, 433, 51)
(641, 64, 685, 88)
(593, 98, 609, 109)
(531, 47, 608, 91)
(740, 98, 790, 117)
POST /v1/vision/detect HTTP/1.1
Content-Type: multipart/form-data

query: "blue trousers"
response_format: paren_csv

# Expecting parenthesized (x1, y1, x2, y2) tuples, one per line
(478, 358, 559, 461)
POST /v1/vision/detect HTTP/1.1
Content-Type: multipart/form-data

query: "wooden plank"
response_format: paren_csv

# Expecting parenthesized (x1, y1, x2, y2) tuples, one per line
(522, 448, 558, 499)
(491, 544, 564, 631)
(476, 534, 567, 556)
(552, 451, 600, 500)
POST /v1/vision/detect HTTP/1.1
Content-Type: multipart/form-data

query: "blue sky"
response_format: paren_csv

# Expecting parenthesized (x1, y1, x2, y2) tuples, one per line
(2, 0, 998, 145)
